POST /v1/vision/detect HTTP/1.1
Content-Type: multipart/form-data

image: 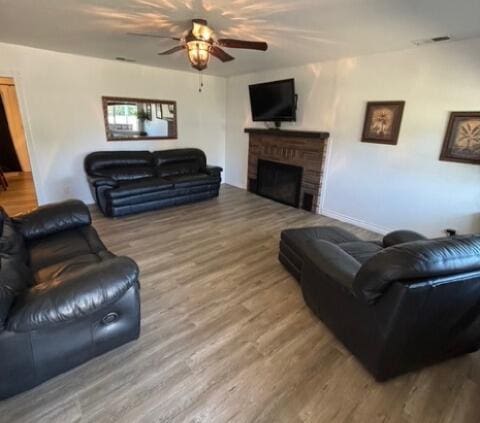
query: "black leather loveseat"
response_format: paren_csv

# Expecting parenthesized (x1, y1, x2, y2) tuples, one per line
(279, 226, 480, 380)
(0, 200, 140, 399)
(85, 148, 222, 217)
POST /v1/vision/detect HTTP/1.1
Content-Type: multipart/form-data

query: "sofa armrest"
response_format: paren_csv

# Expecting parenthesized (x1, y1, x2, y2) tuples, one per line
(301, 240, 361, 292)
(383, 230, 427, 248)
(7, 256, 139, 332)
(87, 175, 118, 188)
(13, 200, 92, 241)
(205, 165, 223, 177)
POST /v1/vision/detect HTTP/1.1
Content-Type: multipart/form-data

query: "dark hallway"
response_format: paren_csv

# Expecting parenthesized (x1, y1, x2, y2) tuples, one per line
(0, 77, 37, 214)
(0, 95, 22, 172)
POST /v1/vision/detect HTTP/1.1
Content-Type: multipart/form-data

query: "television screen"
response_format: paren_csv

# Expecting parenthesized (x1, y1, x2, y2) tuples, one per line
(249, 79, 296, 122)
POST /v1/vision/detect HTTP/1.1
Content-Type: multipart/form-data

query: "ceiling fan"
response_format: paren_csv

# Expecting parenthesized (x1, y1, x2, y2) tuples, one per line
(129, 18, 268, 71)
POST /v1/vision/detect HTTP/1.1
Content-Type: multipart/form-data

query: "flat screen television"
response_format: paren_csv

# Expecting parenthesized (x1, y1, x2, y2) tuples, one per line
(249, 79, 296, 123)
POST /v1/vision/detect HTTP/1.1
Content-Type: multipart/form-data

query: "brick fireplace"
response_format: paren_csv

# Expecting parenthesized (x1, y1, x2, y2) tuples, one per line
(245, 128, 330, 214)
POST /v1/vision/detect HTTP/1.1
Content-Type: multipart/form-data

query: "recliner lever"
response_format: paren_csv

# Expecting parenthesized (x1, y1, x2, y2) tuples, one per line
(102, 312, 119, 325)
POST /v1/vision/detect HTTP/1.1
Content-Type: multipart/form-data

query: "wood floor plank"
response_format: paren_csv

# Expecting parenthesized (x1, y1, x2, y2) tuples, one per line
(0, 172, 37, 215)
(0, 184, 478, 422)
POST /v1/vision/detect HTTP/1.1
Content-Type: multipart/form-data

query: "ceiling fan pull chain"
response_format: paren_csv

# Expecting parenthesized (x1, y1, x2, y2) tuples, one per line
(198, 72, 204, 93)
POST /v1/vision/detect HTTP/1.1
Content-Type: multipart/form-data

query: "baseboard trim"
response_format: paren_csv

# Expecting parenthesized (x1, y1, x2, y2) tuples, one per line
(321, 208, 392, 235)
(224, 180, 247, 190)
(221, 185, 392, 235)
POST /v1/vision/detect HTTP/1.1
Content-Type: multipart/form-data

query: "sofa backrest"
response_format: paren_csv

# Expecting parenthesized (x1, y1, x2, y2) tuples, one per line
(353, 235, 480, 304)
(0, 207, 32, 330)
(84, 151, 154, 182)
(153, 148, 207, 177)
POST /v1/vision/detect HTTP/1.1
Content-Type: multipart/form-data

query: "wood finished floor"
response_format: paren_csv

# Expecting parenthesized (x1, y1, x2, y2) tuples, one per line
(0, 172, 38, 215)
(1, 185, 479, 423)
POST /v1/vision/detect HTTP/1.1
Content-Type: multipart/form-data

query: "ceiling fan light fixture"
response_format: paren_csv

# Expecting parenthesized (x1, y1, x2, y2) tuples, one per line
(187, 40, 210, 71)
(141, 18, 268, 74)
(192, 22, 213, 41)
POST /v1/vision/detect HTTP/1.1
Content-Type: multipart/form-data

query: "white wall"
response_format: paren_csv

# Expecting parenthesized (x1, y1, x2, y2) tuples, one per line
(1, 39, 478, 237)
(226, 38, 480, 237)
(0, 42, 226, 205)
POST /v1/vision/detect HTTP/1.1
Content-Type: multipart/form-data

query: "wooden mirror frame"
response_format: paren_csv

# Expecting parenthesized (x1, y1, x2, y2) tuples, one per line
(102, 96, 178, 141)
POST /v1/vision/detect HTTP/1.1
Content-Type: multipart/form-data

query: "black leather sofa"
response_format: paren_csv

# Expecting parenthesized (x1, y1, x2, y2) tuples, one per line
(0, 200, 140, 399)
(85, 148, 223, 217)
(279, 226, 480, 380)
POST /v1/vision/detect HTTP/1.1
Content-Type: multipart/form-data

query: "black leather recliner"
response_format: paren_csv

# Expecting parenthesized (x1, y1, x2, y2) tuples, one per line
(85, 148, 223, 217)
(0, 200, 140, 399)
(279, 226, 480, 380)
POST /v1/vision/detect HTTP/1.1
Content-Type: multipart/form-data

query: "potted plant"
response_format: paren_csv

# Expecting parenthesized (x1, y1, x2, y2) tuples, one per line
(135, 109, 151, 136)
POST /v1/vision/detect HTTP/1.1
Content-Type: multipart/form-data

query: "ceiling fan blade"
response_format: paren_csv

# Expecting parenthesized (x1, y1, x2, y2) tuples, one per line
(158, 45, 186, 55)
(217, 39, 268, 51)
(127, 32, 181, 41)
(209, 46, 235, 62)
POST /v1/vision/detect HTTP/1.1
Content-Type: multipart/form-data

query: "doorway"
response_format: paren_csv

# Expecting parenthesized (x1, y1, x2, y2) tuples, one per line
(0, 77, 37, 215)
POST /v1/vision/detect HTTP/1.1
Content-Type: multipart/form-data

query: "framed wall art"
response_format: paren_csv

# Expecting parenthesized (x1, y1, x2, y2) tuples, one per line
(440, 112, 480, 165)
(361, 101, 405, 145)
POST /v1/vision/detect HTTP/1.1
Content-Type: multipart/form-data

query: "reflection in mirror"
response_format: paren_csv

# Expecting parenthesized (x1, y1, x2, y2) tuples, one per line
(102, 97, 177, 141)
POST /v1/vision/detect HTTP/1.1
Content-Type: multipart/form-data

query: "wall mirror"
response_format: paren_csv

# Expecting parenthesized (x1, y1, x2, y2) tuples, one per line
(102, 96, 177, 141)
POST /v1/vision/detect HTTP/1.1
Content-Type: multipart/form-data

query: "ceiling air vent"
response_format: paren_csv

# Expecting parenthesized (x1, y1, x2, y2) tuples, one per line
(412, 36, 451, 46)
(115, 57, 136, 63)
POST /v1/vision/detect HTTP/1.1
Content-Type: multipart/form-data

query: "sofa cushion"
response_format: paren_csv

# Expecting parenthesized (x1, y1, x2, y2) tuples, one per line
(301, 240, 362, 292)
(281, 226, 361, 254)
(108, 184, 219, 208)
(34, 251, 115, 284)
(13, 200, 91, 242)
(28, 226, 107, 275)
(338, 241, 383, 264)
(105, 178, 173, 200)
(153, 149, 207, 177)
(157, 162, 201, 177)
(84, 151, 153, 175)
(164, 173, 220, 188)
(95, 167, 155, 182)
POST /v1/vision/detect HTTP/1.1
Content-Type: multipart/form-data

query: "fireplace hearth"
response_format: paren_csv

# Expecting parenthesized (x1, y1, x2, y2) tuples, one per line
(256, 159, 303, 207)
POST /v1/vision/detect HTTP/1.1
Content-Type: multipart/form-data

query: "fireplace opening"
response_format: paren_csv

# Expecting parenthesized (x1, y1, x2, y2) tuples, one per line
(256, 159, 303, 208)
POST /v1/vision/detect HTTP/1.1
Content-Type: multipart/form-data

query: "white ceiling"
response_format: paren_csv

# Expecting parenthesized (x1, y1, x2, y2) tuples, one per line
(0, 0, 479, 77)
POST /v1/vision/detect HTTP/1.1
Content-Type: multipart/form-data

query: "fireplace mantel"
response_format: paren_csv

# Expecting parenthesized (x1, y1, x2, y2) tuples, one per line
(245, 128, 329, 140)
(245, 127, 330, 214)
